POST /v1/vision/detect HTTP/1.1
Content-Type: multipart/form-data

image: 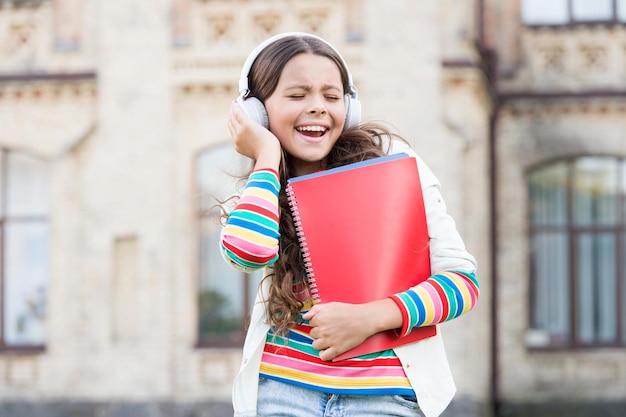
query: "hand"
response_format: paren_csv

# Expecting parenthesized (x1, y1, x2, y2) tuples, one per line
(301, 302, 375, 361)
(302, 298, 404, 361)
(227, 100, 281, 168)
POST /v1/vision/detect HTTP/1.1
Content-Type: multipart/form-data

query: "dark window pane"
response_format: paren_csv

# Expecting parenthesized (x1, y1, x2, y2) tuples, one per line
(623, 232, 626, 344)
(529, 162, 568, 226)
(199, 210, 244, 343)
(530, 231, 570, 346)
(573, 158, 618, 226)
(622, 160, 626, 222)
(576, 233, 616, 344)
(0, 151, 4, 217)
(4, 221, 48, 346)
(529, 156, 623, 348)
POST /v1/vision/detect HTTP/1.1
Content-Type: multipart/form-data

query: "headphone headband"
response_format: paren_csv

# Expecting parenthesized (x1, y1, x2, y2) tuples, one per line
(238, 32, 357, 99)
(236, 32, 362, 130)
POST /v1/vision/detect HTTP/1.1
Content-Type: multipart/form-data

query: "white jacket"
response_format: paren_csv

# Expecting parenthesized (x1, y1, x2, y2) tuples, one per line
(231, 140, 478, 417)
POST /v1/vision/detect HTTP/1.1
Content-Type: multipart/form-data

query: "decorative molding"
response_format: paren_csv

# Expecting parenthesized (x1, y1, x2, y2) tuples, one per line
(2, 13, 38, 63)
(0, 76, 96, 158)
(0, 1, 92, 73)
(502, 26, 626, 91)
(0, 2, 50, 71)
(174, 83, 235, 96)
(0, 70, 95, 82)
(499, 89, 626, 101)
(0, 0, 49, 8)
(206, 12, 234, 42)
(252, 10, 282, 37)
(500, 97, 626, 118)
(537, 44, 565, 73)
(0, 80, 95, 99)
(298, 7, 328, 34)
(171, 1, 349, 87)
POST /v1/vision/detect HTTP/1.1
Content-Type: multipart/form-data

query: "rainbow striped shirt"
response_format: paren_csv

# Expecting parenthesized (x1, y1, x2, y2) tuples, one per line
(221, 169, 280, 271)
(221, 168, 479, 395)
(260, 305, 414, 395)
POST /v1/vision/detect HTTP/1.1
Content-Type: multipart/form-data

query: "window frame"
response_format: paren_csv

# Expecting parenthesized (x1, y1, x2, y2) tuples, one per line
(194, 143, 262, 349)
(527, 155, 626, 350)
(522, 0, 626, 27)
(0, 148, 48, 353)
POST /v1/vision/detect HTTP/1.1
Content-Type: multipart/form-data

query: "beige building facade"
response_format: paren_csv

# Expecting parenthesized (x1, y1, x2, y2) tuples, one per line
(0, 0, 624, 416)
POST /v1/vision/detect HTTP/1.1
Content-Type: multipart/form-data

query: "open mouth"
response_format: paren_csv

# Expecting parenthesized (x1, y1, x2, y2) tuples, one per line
(296, 125, 328, 138)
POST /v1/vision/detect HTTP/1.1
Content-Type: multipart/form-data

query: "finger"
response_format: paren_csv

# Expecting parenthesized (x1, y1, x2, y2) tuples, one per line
(227, 119, 236, 137)
(229, 111, 240, 129)
(231, 100, 245, 120)
(301, 308, 318, 321)
(311, 337, 328, 352)
(229, 108, 239, 125)
(309, 326, 321, 340)
(304, 303, 328, 319)
(319, 348, 336, 362)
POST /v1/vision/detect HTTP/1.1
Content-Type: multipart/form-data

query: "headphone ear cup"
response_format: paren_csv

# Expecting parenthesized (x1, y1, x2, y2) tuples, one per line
(343, 94, 362, 130)
(236, 96, 269, 129)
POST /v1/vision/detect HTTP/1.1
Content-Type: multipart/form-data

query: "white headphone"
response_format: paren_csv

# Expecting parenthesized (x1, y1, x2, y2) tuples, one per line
(236, 32, 362, 130)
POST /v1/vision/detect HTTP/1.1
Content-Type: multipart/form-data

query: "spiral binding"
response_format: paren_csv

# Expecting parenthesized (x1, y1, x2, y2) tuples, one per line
(286, 183, 321, 302)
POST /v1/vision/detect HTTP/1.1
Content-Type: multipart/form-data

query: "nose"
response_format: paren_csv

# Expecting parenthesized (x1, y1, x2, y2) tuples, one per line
(307, 95, 327, 115)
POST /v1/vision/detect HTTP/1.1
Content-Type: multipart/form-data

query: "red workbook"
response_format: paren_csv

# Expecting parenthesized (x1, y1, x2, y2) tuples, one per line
(286, 153, 437, 361)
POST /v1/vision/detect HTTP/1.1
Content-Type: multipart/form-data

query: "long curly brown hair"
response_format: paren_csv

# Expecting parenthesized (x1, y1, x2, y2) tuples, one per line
(240, 34, 405, 335)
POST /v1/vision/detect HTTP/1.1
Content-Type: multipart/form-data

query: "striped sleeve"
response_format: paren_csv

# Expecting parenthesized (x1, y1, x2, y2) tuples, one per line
(220, 168, 280, 272)
(389, 270, 479, 337)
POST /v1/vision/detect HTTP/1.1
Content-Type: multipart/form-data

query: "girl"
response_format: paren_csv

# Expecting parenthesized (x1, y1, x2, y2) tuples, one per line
(222, 32, 479, 417)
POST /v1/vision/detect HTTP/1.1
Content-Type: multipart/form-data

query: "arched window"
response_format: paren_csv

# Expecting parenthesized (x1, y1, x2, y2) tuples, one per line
(0, 148, 50, 350)
(195, 143, 263, 346)
(528, 156, 626, 348)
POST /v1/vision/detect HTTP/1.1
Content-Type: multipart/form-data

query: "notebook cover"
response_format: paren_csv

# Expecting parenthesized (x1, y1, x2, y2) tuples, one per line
(286, 153, 437, 361)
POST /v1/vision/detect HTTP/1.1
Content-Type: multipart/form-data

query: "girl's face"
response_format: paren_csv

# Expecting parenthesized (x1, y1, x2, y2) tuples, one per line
(264, 53, 346, 176)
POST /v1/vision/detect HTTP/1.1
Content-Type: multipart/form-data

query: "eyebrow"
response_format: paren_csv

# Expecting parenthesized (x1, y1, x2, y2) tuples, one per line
(285, 84, 343, 93)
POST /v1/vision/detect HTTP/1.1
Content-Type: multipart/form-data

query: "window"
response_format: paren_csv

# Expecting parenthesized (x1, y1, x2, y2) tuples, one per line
(196, 143, 263, 346)
(528, 157, 626, 348)
(522, 0, 626, 25)
(620, 0, 626, 21)
(0, 149, 50, 351)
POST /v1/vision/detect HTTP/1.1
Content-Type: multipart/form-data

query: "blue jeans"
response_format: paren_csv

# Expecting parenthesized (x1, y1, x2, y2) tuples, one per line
(257, 378, 424, 417)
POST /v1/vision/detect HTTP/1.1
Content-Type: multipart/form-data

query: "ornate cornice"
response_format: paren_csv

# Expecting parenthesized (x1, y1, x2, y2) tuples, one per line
(501, 25, 626, 92)
(500, 94, 626, 118)
(0, 72, 96, 158)
(0, 71, 95, 82)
